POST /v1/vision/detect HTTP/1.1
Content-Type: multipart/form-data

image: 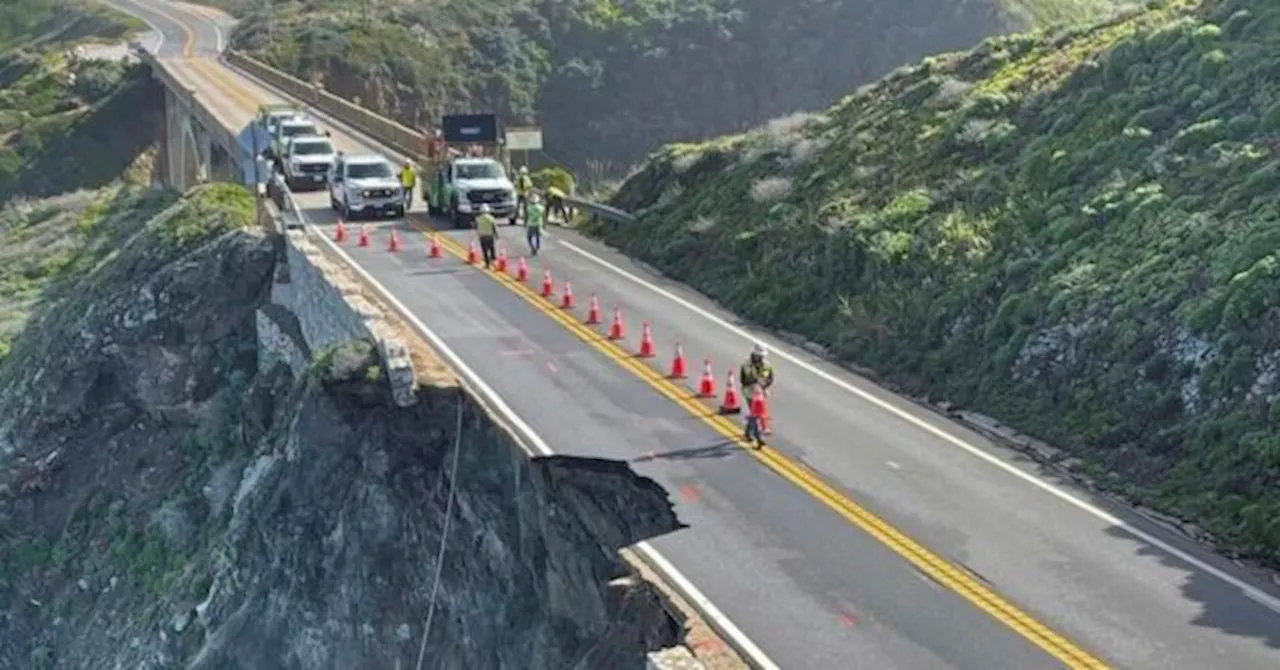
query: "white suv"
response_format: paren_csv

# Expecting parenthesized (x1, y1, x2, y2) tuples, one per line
(328, 154, 404, 220)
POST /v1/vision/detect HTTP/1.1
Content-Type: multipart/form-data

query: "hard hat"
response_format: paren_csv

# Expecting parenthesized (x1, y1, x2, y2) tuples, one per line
(519, 165, 529, 174)
(751, 343, 767, 358)
(479, 204, 491, 213)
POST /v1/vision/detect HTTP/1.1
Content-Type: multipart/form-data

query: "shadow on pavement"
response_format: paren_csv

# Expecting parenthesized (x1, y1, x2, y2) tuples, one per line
(631, 440, 741, 464)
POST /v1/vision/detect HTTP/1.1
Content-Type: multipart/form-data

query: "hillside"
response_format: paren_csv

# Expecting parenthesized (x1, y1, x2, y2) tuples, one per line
(212, 0, 1123, 176)
(0, 0, 144, 53)
(0, 0, 158, 203)
(592, 0, 1280, 567)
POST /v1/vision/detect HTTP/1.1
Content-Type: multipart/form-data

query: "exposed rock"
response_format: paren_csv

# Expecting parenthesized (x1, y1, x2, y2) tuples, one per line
(0, 190, 690, 668)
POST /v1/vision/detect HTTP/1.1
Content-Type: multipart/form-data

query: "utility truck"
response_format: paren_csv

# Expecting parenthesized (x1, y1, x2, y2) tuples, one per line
(422, 114, 517, 228)
(255, 104, 303, 156)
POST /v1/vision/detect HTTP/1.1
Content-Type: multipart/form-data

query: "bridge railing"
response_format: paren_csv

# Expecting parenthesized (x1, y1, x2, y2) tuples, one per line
(220, 50, 635, 226)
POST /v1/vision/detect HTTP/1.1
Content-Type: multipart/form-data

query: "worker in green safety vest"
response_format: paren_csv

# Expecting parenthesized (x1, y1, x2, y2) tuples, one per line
(525, 193, 545, 256)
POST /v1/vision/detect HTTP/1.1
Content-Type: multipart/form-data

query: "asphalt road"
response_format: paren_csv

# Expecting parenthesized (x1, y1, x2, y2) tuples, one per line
(109, 2, 1280, 668)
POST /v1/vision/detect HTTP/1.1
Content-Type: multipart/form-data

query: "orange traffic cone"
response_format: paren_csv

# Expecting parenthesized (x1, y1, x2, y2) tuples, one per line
(696, 360, 716, 398)
(496, 244, 508, 272)
(749, 387, 769, 433)
(387, 226, 402, 252)
(586, 294, 602, 324)
(334, 220, 347, 242)
(608, 306, 625, 340)
(668, 344, 687, 379)
(515, 257, 528, 282)
(719, 370, 741, 414)
(358, 224, 370, 247)
(427, 234, 442, 258)
(560, 281, 575, 309)
(465, 240, 478, 264)
(541, 270, 554, 298)
(638, 321, 655, 357)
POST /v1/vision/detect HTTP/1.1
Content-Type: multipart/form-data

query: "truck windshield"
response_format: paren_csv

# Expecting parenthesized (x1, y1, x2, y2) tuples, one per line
(292, 140, 333, 155)
(282, 123, 318, 138)
(456, 162, 505, 180)
(348, 162, 393, 179)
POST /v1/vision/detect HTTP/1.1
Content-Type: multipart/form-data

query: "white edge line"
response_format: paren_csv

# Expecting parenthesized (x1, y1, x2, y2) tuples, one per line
(112, 0, 165, 54)
(305, 223, 782, 670)
(557, 240, 1280, 613)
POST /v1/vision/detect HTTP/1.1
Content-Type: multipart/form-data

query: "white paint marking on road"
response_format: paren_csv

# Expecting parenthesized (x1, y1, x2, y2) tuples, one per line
(110, 0, 165, 54)
(306, 221, 782, 670)
(886, 461, 901, 470)
(557, 239, 1280, 613)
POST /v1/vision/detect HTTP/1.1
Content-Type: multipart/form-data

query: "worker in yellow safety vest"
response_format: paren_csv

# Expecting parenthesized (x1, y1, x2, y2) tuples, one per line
(545, 185, 569, 224)
(475, 204, 498, 269)
(515, 165, 534, 224)
(739, 343, 775, 436)
(399, 161, 417, 210)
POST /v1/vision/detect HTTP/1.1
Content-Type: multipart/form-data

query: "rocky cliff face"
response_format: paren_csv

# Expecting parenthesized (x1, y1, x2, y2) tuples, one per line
(0, 185, 686, 669)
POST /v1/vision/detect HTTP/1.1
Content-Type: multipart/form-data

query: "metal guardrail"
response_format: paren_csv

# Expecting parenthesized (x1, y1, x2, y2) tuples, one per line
(564, 196, 634, 223)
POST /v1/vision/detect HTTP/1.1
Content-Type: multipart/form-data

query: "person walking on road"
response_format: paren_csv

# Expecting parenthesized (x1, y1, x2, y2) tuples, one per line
(475, 204, 498, 269)
(399, 160, 417, 210)
(515, 165, 534, 224)
(525, 193, 546, 256)
(739, 343, 775, 436)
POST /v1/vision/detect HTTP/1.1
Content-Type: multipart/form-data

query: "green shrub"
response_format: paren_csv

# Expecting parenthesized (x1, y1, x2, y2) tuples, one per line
(530, 166, 575, 194)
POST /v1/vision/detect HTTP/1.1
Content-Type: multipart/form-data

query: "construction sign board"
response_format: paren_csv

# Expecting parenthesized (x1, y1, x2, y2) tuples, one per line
(441, 114, 499, 144)
(506, 127, 544, 151)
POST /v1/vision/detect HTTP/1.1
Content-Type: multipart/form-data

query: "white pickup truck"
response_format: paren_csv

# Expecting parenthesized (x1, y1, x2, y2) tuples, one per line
(328, 153, 405, 220)
(280, 135, 337, 191)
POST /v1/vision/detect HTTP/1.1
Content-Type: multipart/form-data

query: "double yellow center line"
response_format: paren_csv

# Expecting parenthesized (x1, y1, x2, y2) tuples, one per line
(412, 226, 1110, 670)
(146, 7, 1111, 663)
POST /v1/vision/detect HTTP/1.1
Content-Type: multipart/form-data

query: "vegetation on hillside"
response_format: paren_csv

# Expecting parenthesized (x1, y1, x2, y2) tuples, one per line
(0, 51, 161, 203)
(0, 0, 144, 53)
(592, 0, 1280, 566)
(214, 0, 1123, 177)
